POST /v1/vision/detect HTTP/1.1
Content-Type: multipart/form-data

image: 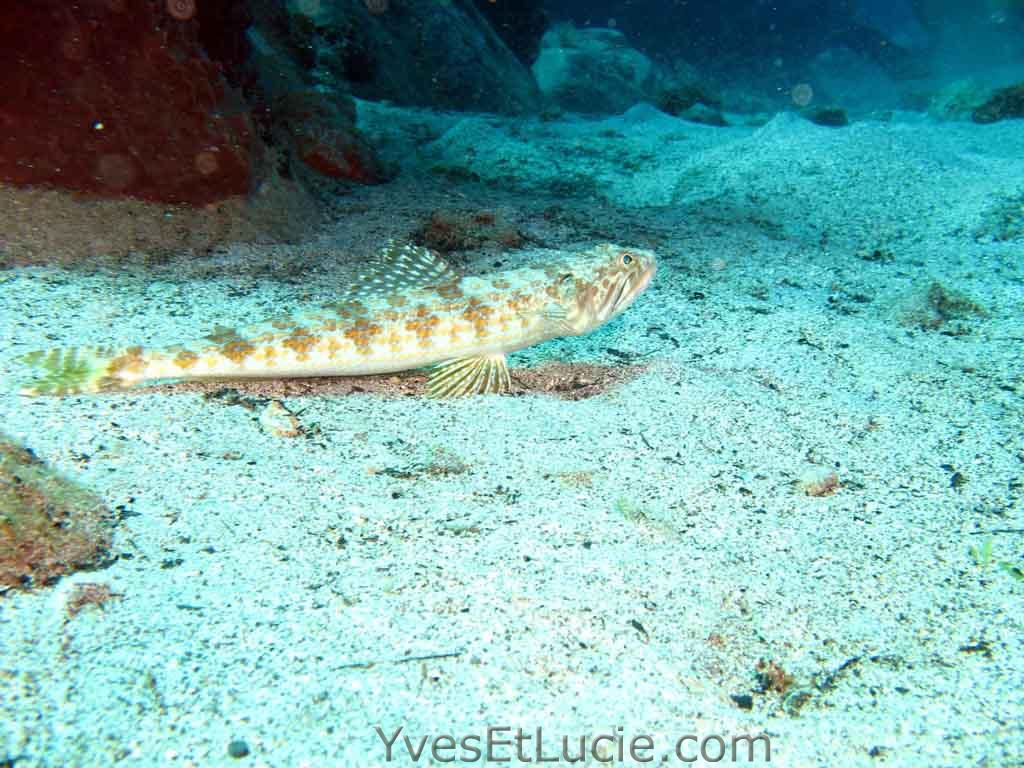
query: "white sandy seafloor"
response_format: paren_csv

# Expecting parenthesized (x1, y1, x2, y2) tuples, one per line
(1, 104, 1023, 768)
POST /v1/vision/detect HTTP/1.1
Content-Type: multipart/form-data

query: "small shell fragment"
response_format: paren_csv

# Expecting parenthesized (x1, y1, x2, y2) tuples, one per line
(799, 468, 840, 497)
(259, 400, 303, 438)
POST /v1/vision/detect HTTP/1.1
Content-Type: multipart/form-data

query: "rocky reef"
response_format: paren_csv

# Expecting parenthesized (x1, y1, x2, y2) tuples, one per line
(1, 434, 115, 592)
(0, 0, 253, 205)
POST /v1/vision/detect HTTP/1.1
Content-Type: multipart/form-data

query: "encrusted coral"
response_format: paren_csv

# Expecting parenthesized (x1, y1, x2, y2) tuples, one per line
(413, 210, 524, 254)
(972, 82, 1024, 124)
(0, 433, 114, 592)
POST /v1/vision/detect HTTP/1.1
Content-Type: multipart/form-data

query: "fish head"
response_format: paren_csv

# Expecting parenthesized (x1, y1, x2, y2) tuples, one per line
(556, 245, 657, 334)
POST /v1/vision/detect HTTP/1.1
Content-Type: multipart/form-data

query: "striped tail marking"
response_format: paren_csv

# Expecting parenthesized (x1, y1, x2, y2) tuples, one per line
(18, 346, 145, 396)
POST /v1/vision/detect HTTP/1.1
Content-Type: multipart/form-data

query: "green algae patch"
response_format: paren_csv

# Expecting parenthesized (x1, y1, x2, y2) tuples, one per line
(0, 433, 114, 593)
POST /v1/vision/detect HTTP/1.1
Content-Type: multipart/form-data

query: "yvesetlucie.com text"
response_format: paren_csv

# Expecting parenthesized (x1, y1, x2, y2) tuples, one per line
(375, 725, 772, 764)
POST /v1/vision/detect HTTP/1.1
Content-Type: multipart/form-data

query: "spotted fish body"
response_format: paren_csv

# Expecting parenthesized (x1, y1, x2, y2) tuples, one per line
(19, 242, 656, 398)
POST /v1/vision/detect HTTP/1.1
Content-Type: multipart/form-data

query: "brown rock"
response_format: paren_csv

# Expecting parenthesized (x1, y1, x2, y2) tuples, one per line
(0, 434, 114, 593)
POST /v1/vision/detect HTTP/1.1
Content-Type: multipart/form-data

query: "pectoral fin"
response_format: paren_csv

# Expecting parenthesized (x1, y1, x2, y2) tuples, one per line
(427, 353, 512, 398)
(541, 303, 575, 336)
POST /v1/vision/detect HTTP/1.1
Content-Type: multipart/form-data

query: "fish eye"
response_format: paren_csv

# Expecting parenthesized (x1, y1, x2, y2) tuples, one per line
(558, 273, 573, 284)
(620, 252, 634, 266)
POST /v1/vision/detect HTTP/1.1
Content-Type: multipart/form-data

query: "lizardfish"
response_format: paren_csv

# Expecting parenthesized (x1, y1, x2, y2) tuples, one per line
(18, 241, 656, 398)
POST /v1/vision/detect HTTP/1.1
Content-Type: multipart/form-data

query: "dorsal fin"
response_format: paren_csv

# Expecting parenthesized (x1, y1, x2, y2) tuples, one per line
(345, 240, 461, 298)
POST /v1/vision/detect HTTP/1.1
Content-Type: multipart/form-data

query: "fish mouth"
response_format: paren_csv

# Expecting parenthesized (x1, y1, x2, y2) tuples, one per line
(608, 278, 629, 315)
(635, 263, 655, 295)
(607, 263, 655, 317)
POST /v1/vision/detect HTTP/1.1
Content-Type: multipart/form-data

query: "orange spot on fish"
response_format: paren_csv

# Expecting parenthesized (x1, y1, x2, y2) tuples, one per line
(221, 340, 256, 363)
(282, 328, 321, 361)
(174, 350, 199, 370)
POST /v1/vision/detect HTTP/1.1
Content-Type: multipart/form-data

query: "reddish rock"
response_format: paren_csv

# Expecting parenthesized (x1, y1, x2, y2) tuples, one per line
(292, 123, 382, 184)
(0, 0, 252, 205)
(274, 89, 384, 184)
(1, 434, 114, 592)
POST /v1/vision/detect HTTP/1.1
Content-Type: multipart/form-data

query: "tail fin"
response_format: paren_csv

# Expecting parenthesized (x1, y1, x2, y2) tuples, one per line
(18, 346, 136, 396)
